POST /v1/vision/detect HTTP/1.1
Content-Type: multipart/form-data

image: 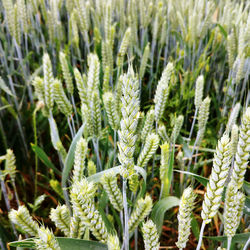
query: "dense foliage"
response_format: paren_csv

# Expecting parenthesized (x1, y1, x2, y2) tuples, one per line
(0, 0, 249, 249)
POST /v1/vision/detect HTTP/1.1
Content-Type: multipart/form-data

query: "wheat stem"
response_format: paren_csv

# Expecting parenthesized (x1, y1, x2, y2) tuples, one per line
(92, 138, 102, 172)
(196, 221, 206, 250)
(122, 178, 129, 250)
(227, 237, 232, 250)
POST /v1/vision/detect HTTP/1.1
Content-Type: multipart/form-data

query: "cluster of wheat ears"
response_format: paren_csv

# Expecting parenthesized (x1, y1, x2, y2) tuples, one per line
(0, 0, 249, 249)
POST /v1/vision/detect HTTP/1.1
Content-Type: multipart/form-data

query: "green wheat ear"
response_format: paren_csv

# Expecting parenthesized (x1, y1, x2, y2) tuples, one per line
(74, 67, 87, 105)
(101, 171, 123, 212)
(231, 107, 250, 189)
(117, 27, 131, 67)
(43, 53, 54, 111)
(154, 62, 174, 122)
(230, 124, 239, 156)
(107, 234, 120, 250)
(197, 96, 211, 146)
(118, 67, 140, 178)
(142, 220, 160, 250)
(90, 91, 102, 137)
(32, 76, 45, 103)
(53, 79, 72, 117)
(87, 160, 96, 176)
(141, 109, 155, 143)
(137, 133, 159, 169)
(128, 173, 139, 194)
(5, 149, 16, 180)
(69, 211, 85, 239)
(170, 115, 184, 144)
(35, 226, 61, 250)
(70, 178, 108, 242)
(223, 180, 245, 239)
(103, 91, 120, 131)
(139, 42, 150, 79)
(72, 137, 88, 182)
(9, 205, 39, 236)
(194, 75, 204, 110)
(50, 204, 70, 237)
(176, 187, 196, 249)
(128, 195, 152, 233)
(226, 103, 241, 134)
(201, 134, 231, 224)
(2, 0, 15, 40)
(87, 54, 100, 103)
(59, 51, 74, 95)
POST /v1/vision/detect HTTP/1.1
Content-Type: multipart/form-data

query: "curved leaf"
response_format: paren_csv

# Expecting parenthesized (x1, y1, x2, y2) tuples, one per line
(205, 232, 250, 243)
(9, 237, 108, 250)
(61, 122, 86, 188)
(174, 169, 209, 186)
(31, 143, 61, 176)
(87, 165, 147, 184)
(151, 196, 180, 234)
(0, 77, 16, 97)
(58, 237, 107, 250)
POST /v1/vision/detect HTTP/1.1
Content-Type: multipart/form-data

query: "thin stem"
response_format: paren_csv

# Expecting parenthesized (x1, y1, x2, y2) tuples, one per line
(92, 138, 102, 171)
(187, 130, 200, 172)
(71, 95, 79, 129)
(134, 228, 138, 250)
(8, 76, 28, 157)
(113, 130, 117, 167)
(122, 178, 129, 250)
(0, 236, 6, 250)
(84, 31, 90, 54)
(194, 147, 199, 166)
(139, 78, 142, 100)
(12, 179, 20, 206)
(33, 107, 38, 200)
(120, 210, 124, 231)
(196, 221, 206, 250)
(63, 188, 72, 216)
(0, 177, 18, 238)
(149, 40, 156, 99)
(188, 108, 198, 145)
(67, 117, 74, 139)
(227, 237, 232, 250)
(152, 121, 158, 178)
(71, 115, 76, 136)
(243, 236, 250, 250)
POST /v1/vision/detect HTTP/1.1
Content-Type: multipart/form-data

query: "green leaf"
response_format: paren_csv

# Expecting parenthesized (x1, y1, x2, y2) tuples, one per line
(87, 165, 147, 184)
(151, 196, 180, 234)
(135, 165, 147, 182)
(48, 115, 61, 151)
(174, 170, 209, 186)
(243, 181, 250, 195)
(61, 122, 86, 189)
(244, 196, 250, 215)
(179, 136, 192, 158)
(31, 144, 61, 176)
(166, 147, 175, 195)
(9, 237, 108, 249)
(215, 23, 228, 38)
(0, 77, 16, 97)
(1, 96, 17, 118)
(191, 214, 200, 240)
(57, 237, 108, 250)
(0, 104, 13, 112)
(98, 206, 115, 233)
(205, 232, 250, 243)
(8, 238, 35, 248)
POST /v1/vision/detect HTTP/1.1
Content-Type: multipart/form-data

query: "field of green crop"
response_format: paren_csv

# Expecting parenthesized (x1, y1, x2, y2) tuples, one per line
(0, 0, 249, 249)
